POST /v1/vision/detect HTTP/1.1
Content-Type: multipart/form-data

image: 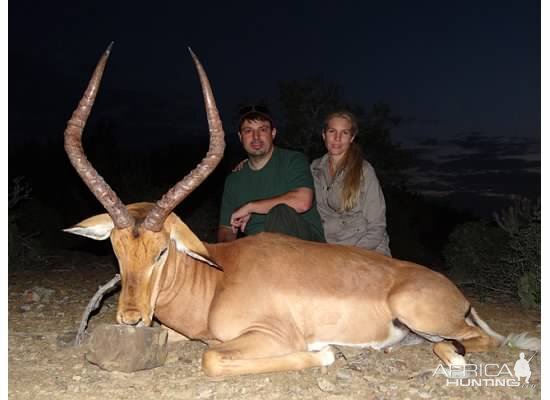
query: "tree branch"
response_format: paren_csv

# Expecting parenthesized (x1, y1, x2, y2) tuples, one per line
(75, 274, 121, 346)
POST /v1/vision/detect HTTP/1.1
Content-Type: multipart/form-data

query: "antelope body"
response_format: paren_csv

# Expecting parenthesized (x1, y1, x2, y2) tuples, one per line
(65, 45, 539, 378)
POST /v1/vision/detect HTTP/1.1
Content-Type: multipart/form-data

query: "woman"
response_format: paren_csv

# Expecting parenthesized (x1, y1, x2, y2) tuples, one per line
(311, 111, 391, 256)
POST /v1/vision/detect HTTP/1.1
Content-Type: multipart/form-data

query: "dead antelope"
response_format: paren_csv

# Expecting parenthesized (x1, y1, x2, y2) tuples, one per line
(64, 45, 539, 378)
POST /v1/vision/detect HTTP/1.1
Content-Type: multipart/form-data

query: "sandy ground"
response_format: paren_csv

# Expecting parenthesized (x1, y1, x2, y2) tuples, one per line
(8, 255, 541, 400)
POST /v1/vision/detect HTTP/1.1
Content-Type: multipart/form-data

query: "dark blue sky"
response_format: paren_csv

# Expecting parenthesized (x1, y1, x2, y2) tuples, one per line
(9, 0, 540, 216)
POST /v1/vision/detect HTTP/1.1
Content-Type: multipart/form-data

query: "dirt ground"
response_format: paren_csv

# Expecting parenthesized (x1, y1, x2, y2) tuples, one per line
(8, 254, 541, 400)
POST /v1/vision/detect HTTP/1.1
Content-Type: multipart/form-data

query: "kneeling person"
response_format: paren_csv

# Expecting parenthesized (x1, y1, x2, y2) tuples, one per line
(217, 106, 325, 243)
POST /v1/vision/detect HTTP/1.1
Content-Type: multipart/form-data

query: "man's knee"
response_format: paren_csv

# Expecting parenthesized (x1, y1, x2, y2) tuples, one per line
(267, 204, 297, 219)
(264, 204, 302, 236)
(264, 204, 316, 241)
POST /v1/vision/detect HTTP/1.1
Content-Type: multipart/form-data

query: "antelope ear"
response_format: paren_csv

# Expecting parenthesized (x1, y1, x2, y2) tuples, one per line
(169, 216, 222, 269)
(63, 213, 114, 240)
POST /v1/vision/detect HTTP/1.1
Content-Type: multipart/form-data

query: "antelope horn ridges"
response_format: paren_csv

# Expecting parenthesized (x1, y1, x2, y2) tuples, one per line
(143, 49, 225, 232)
(64, 43, 134, 229)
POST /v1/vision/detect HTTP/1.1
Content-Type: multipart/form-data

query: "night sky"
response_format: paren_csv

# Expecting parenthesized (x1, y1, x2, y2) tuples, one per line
(9, 0, 541, 217)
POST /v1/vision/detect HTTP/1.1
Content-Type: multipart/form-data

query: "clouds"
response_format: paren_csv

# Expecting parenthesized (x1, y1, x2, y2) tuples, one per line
(399, 131, 540, 217)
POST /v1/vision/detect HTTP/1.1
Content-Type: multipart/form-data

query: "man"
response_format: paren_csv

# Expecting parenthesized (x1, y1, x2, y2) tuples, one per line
(217, 105, 325, 243)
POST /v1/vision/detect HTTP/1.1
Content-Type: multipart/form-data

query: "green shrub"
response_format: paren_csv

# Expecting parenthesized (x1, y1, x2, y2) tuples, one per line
(501, 216, 540, 307)
(8, 177, 40, 272)
(443, 221, 508, 285)
(444, 197, 541, 308)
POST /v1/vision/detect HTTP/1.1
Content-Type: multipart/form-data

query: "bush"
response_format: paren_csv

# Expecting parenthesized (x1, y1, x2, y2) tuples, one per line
(443, 221, 508, 285)
(8, 177, 42, 272)
(444, 197, 540, 307)
(501, 216, 540, 308)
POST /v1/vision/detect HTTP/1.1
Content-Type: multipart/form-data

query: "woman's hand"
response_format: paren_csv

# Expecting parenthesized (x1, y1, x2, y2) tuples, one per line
(233, 159, 248, 172)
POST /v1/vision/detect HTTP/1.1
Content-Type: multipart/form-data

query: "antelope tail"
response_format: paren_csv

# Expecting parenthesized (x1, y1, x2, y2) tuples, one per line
(469, 307, 540, 351)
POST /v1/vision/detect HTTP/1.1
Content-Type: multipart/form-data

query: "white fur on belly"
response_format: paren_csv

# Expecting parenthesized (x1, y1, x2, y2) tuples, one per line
(307, 323, 409, 352)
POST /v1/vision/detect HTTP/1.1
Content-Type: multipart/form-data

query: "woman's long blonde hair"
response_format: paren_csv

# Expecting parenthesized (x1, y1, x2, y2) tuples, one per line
(323, 111, 364, 211)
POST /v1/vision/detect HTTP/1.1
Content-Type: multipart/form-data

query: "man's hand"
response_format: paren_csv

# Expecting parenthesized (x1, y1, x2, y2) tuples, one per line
(230, 202, 253, 233)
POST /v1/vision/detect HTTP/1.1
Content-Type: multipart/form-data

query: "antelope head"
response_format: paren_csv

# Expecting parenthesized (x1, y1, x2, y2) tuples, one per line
(63, 44, 225, 326)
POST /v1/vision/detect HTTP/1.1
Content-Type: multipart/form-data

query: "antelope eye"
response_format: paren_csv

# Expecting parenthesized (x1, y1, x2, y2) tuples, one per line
(156, 247, 168, 261)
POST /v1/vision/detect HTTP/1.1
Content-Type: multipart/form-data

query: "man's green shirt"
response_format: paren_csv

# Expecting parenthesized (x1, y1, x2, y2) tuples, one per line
(219, 147, 325, 241)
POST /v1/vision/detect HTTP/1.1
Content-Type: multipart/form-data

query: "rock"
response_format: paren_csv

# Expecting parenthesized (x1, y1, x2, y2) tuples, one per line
(316, 377, 336, 392)
(23, 286, 55, 303)
(56, 331, 78, 347)
(23, 289, 41, 303)
(197, 388, 213, 399)
(85, 324, 168, 372)
(333, 345, 365, 360)
(195, 384, 215, 399)
(336, 368, 352, 380)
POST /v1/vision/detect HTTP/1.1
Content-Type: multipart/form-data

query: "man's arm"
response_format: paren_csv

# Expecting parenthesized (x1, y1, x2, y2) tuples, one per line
(229, 187, 313, 233)
(217, 225, 238, 242)
(246, 187, 313, 214)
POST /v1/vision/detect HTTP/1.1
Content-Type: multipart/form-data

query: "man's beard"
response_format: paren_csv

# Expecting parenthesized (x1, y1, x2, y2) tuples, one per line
(246, 143, 274, 168)
(247, 142, 270, 157)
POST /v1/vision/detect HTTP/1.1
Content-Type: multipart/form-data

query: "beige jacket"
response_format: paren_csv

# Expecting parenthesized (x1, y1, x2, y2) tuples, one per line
(311, 154, 391, 256)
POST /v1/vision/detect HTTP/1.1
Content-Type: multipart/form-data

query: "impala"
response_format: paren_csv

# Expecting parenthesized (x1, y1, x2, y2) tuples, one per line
(64, 45, 539, 377)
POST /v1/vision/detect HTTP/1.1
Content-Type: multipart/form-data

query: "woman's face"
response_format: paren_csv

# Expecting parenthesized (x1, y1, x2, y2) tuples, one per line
(322, 116, 355, 157)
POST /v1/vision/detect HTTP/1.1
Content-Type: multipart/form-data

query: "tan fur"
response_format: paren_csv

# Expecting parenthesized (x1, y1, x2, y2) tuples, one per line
(67, 203, 538, 377)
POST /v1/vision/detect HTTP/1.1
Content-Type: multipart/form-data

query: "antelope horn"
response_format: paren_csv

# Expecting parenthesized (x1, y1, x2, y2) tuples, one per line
(143, 49, 225, 232)
(64, 43, 134, 229)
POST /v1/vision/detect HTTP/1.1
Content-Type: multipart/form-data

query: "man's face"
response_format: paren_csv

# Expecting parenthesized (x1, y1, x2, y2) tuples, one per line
(239, 119, 276, 158)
